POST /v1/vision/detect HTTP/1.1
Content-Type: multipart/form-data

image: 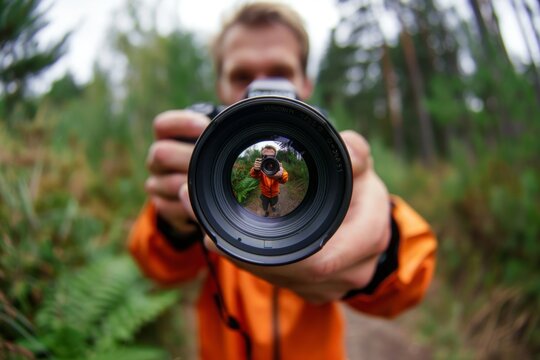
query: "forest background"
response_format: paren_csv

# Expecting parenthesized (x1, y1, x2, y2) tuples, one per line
(1, 0, 539, 359)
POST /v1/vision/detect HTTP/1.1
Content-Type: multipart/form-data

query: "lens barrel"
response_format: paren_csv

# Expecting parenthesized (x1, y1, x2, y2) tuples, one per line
(260, 157, 280, 176)
(188, 95, 352, 265)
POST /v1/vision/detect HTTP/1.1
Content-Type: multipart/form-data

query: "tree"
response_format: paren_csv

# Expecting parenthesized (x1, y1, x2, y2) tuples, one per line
(0, 0, 69, 119)
(44, 72, 83, 106)
(111, 1, 215, 130)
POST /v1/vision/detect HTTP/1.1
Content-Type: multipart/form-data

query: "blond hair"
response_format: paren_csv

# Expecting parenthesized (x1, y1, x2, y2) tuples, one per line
(211, 1, 310, 76)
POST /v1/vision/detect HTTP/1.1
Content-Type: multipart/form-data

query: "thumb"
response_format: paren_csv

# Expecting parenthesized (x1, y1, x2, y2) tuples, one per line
(341, 130, 372, 177)
(179, 183, 197, 221)
(179, 183, 222, 255)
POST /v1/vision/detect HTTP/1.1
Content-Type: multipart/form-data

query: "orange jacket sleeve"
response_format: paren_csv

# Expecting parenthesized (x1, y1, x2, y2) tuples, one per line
(345, 196, 437, 318)
(249, 167, 261, 179)
(128, 202, 207, 285)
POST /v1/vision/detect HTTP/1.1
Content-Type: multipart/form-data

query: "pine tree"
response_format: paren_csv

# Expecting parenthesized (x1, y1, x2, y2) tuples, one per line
(0, 0, 69, 119)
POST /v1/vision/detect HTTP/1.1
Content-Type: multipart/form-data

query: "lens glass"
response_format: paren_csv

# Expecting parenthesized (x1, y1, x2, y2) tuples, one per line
(231, 138, 309, 218)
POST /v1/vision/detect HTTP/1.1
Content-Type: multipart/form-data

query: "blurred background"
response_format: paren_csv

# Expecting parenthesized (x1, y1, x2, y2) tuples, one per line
(1, 0, 539, 359)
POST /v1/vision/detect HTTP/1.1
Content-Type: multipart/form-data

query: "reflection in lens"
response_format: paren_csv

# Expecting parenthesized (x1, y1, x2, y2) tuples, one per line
(231, 138, 309, 218)
(260, 157, 280, 176)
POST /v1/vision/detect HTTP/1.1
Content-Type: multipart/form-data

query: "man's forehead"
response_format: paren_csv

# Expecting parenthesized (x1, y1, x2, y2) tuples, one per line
(221, 23, 301, 62)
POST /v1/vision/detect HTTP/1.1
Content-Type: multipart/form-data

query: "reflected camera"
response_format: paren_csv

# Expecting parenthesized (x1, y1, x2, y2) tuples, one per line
(260, 156, 280, 176)
(188, 78, 352, 265)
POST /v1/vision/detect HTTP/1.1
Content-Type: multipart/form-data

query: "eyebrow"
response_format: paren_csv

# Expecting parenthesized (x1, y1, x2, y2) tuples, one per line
(226, 60, 297, 78)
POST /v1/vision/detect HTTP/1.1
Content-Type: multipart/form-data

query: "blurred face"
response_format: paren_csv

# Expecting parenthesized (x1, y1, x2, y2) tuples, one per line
(261, 148, 276, 158)
(217, 23, 313, 105)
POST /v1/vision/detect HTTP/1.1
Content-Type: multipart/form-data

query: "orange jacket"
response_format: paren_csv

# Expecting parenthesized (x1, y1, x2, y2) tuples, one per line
(249, 167, 288, 198)
(128, 196, 436, 360)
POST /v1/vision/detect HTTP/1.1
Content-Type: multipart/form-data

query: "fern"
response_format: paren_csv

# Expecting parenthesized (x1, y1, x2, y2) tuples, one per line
(29, 255, 180, 359)
(234, 177, 259, 204)
(87, 346, 166, 360)
(95, 283, 178, 349)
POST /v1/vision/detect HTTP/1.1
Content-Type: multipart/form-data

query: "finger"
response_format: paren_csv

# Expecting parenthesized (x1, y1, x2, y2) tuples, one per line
(150, 195, 191, 230)
(154, 110, 210, 140)
(341, 130, 372, 177)
(147, 140, 193, 174)
(305, 173, 390, 274)
(145, 173, 187, 200)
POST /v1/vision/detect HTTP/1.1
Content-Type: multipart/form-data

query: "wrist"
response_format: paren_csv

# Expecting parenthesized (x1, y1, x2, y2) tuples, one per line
(156, 213, 203, 251)
(342, 205, 400, 298)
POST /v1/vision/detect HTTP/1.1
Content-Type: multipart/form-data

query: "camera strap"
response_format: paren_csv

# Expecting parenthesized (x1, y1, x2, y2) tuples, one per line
(200, 239, 253, 360)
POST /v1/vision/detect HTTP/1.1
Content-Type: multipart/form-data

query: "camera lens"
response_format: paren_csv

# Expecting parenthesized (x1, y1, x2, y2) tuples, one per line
(189, 96, 352, 265)
(260, 157, 280, 176)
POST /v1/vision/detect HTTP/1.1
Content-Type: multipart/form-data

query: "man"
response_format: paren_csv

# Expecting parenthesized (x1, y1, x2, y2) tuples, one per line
(250, 145, 288, 217)
(129, 2, 436, 359)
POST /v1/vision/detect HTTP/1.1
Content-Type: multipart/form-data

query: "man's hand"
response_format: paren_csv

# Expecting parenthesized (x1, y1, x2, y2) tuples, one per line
(189, 130, 391, 304)
(145, 110, 210, 234)
(253, 158, 262, 171)
(271, 163, 284, 179)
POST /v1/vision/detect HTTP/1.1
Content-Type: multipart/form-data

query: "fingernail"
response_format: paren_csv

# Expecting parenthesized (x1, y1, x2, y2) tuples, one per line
(179, 183, 189, 202)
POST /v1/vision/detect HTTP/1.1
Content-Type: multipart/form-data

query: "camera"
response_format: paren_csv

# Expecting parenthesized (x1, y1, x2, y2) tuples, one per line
(260, 156, 280, 176)
(188, 78, 352, 265)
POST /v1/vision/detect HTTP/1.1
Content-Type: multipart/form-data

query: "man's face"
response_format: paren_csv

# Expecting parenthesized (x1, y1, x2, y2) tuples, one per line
(261, 148, 276, 158)
(217, 23, 313, 105)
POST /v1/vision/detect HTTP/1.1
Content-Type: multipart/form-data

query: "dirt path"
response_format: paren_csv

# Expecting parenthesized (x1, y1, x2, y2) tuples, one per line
(170, 293, 432, 359)
(243, 182, 301, 217)
(343, 306, 432, 359)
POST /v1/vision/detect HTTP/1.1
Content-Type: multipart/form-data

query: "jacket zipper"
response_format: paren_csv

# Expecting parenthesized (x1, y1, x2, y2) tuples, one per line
(272, 286, 281, 360)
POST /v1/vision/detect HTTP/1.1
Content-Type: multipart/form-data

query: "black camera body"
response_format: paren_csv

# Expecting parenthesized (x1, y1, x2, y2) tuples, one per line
(188, 78, 352, 265)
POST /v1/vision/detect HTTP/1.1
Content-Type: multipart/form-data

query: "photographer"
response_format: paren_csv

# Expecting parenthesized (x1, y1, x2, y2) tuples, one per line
(129, 2, 437, 359)
(250, 145, 288, 217)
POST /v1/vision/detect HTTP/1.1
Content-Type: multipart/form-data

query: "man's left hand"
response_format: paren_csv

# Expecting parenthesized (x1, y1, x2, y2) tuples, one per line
(272, 164, 284, 179)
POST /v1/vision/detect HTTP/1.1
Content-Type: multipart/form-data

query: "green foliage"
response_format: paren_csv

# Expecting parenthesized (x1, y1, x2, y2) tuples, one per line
(1, 2, 213, 358)
(233, 176, 260, 204)
(112, 3, 215, 134)
(231, 150, 259, 204)
(321, 1, 540, 355)
(0, 0, 70, 118)
(43, 73, 84, 106)
(24, 255, 179, 359)
(0, 124, 101, 316)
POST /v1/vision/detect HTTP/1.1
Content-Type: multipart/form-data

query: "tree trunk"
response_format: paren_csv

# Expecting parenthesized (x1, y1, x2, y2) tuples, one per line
(381, 43, 405, 158)
(468, 0, 491, 56)
(511, 0, 540, 104)
(524, 1, 540, 65)
(399, 28, 436, 165)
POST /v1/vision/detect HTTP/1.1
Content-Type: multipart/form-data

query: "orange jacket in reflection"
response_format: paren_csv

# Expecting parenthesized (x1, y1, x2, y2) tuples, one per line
(249, 167, 289, 198)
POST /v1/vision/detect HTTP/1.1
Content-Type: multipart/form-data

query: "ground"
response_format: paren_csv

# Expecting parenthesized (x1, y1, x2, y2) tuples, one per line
(344, 307, 432, 359)
(242, 182, 304, 217)
(164, 296, 432, 359)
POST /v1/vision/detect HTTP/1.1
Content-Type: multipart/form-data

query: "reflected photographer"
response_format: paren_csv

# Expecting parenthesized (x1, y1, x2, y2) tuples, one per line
(250, 145, 288, 217)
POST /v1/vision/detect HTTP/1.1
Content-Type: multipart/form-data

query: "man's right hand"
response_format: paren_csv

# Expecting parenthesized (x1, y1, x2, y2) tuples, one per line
(145, 110, 210, 234)
(253, 158, 262, 171)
